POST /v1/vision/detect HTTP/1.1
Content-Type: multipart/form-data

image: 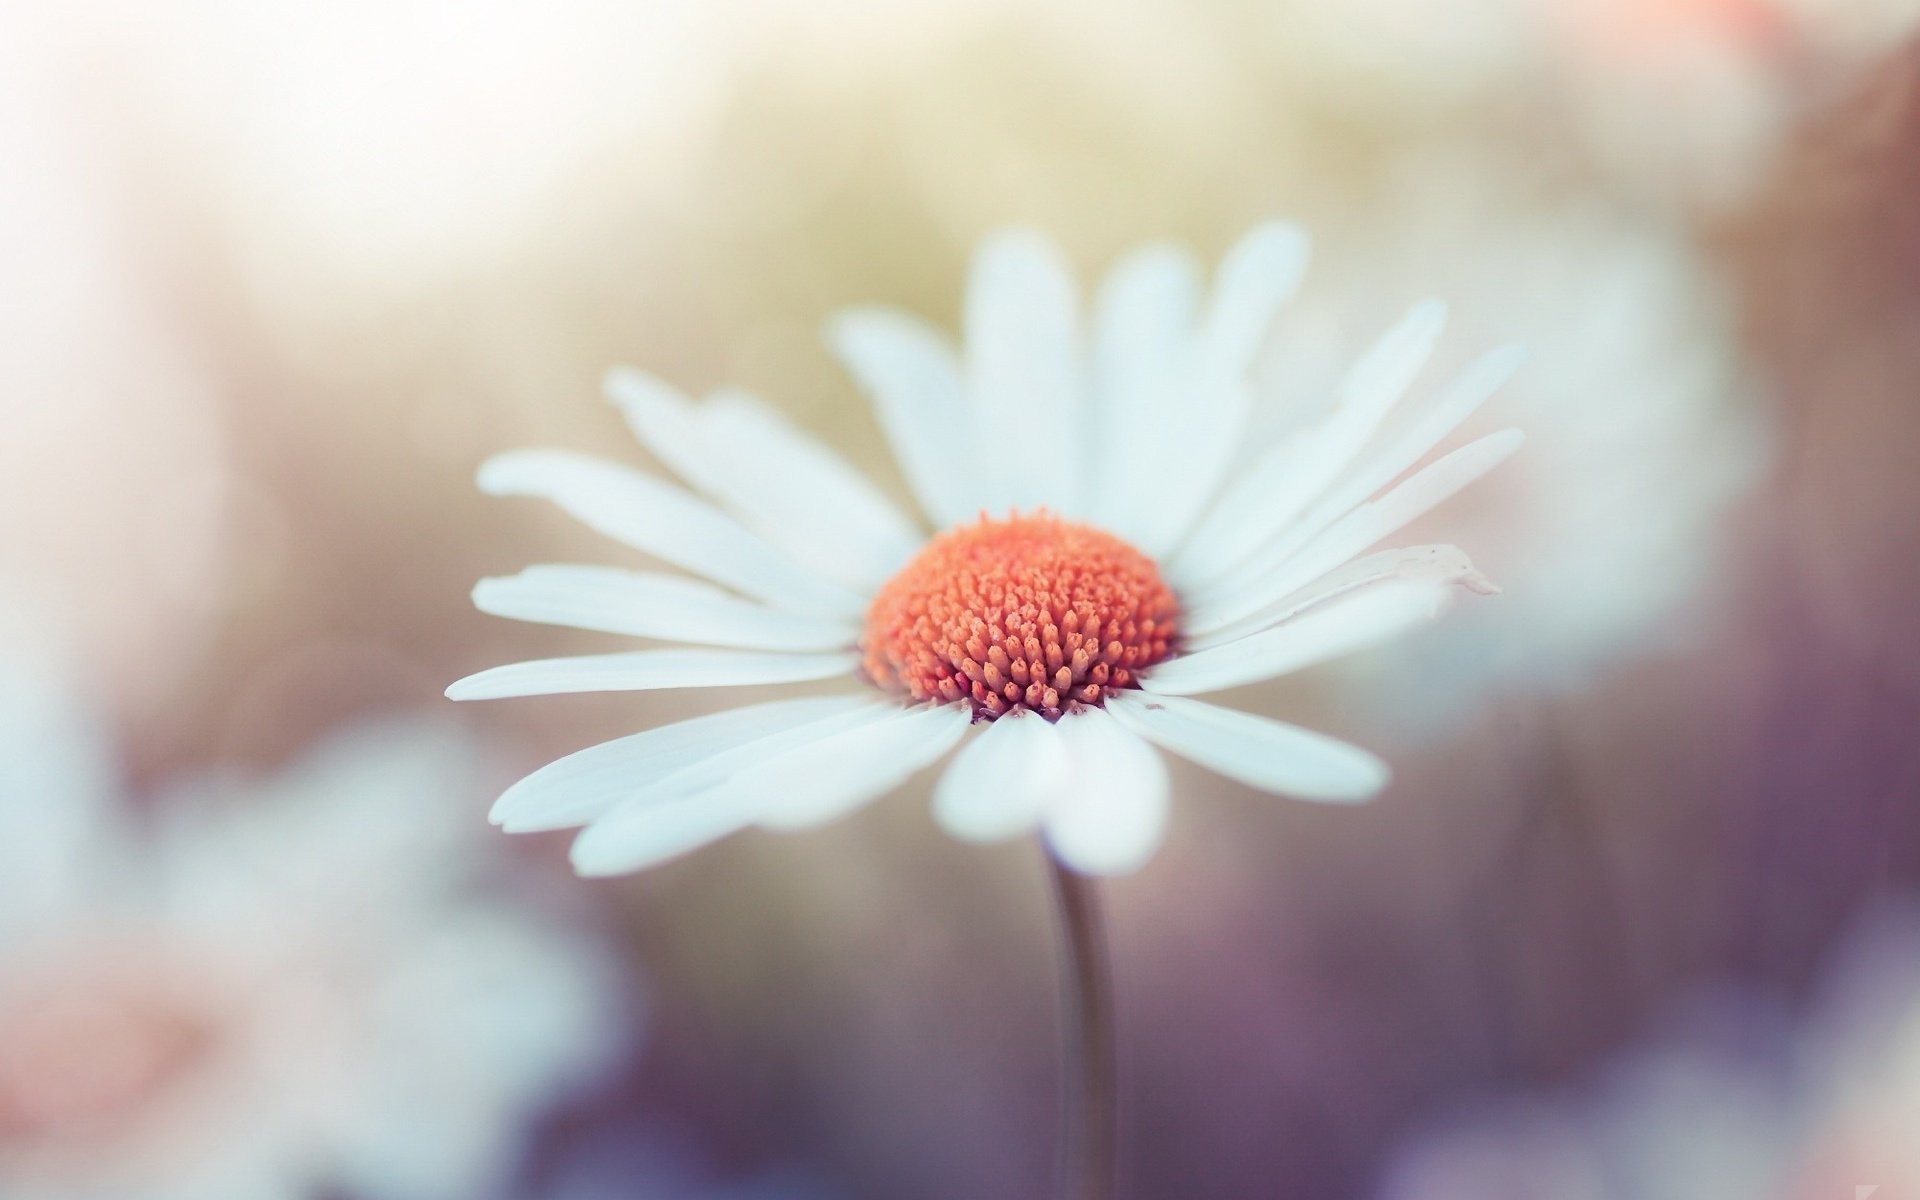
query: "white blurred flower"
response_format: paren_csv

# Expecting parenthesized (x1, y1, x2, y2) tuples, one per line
(1539, 0, 1920, 204)
(1262, 0, 1920, 203)
(1377, 1019, 1804, 1200)
(1258, 167, 1765, 727)
(1788, 906, 1920, 1199)
(27, 0, 1019, 297)
(86, 0, 735, 288)
(1376, 905, 1920, 1200)
(0, 639, 631, 1200)
(451, 223, 1521, 877)
(0, 27, 233, 708)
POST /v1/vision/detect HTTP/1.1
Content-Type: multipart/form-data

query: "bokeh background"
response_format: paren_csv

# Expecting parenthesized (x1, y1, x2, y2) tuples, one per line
(5, 1, 1920, 1197)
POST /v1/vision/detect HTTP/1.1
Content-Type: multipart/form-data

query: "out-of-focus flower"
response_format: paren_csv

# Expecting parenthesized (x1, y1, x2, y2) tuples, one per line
(1784, 906, 1920, 1200)
(1544, 0, 1920, 202)
(35, 0, 1019, 301)
(1376, 1012, 1804, 1200)
(1376, 904, 1920, 1200)
(0, 27, 232, 709)
(0, 635, 631, 1200)
(450, 223, 1523, 877)
(1260, 164, 1766, 728)
(57, 0, 733, 286)
(1262, 0, 1920, 203)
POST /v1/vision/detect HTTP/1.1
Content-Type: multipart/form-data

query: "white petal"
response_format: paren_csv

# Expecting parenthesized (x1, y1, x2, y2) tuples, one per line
(1254, 344, 1525, 574)
(489, 696, 872, 832)
(1142, 580, 1452, 696)
(828, 308, 980, 528)
(1195, 222, 1311, 382)
(569, 794, 757, 877)
(446, 648, 858, 700)
(478, 450, 866, 618)
(751, 702, 974, 831)
(702, 390, 924, 559)
(607, 370, 922, 591)
(1171, 300, 1445, 587)
(931, 709, 1071, 843)
(1126, 376, 1253, 560)
(1106, 691, 1388, 803)
(1083, 243, 1201, 535)
(1189, 346, 1522, 604)
(1185, 544, 1495, 652)
(1162, 432, 1318, 593)
(964, 229, 1083, 516)
(474, 566, 858, 651)
(1324, 298, 1447, 437)
(0, 644, 122, 934)
(566, 701, 900, 874)
(1130, 225, 1309, 557)
(580, 703, 897, 830)
(599, 368, 709, 485)
(1186, 429, 1524, 635)
(1041, 707, 1170, 876)
(1340, 343, 1526, 517)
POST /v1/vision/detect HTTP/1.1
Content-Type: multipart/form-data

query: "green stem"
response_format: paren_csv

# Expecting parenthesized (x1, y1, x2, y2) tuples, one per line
(1046, 849, 1116, 1200)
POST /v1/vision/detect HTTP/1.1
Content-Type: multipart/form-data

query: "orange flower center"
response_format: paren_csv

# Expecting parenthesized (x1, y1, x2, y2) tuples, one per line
(862, 513, 1180, 721)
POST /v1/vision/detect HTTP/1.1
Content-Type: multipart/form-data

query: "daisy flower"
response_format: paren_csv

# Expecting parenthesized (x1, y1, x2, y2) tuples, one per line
(1255, 169, 1764, 728)
(450, 223, 1523, 878)
(0, 637, 629, 1200)
(1256, 0, 1919, 204)
(1376, 905, 1920, 1200)
(0, 46, 232, 709)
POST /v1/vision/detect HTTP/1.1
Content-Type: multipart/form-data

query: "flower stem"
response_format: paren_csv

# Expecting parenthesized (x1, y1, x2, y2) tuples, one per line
(1046, 849, 1116, 1200)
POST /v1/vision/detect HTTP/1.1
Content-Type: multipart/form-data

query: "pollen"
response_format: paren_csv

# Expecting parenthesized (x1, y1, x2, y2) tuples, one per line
(862, 512, 1180, 721)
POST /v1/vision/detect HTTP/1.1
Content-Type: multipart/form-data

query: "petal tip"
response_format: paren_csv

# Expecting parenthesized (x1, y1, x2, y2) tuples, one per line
(443, 671, 497, 702)
(600, 364, 644, 395)
(474, 453, 523, 495)
(1044, 840, 1151, 878)
(1410, 296, 1449, 332)
(566, 827, 639, 878)
(1488, 342, 1529, 374)
(1462, 569, 1502, 597)
(977, 225, 1060, 261)
(603, 368, 690, 423)
(1331, 775, 1390, 805)
(1232, 220, 1312, 272)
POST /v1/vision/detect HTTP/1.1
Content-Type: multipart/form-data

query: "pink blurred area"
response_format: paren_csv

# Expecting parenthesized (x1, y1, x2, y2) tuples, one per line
(4, 0, 1920, 1197)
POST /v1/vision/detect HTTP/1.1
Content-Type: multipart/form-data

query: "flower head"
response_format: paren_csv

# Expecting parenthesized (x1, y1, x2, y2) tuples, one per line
(862, 512, 1179, 719)
(1256, 174, 1763, 729)
(450, 223, 1522, 876)
(0, 641, 628, 1200)
(1376, 904, 1920, 1200)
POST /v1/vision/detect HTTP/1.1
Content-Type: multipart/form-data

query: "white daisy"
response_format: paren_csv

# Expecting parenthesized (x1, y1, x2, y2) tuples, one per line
(1254, 169, 1765, 727)
(1376, 905, 1920, 1200)
(0, 639, 629, 1200)
(450, 223, 1523, 877)
(1257, 0, 1920, 204)
(1376, 1019, 1805, 1200)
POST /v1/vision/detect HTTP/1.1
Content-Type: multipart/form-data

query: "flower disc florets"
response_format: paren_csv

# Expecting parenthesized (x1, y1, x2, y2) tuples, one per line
(862, 513, 1180, 721)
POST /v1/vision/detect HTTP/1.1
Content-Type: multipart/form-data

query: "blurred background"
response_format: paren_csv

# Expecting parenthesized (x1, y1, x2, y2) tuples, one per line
(4, 0, 1920, 1196)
